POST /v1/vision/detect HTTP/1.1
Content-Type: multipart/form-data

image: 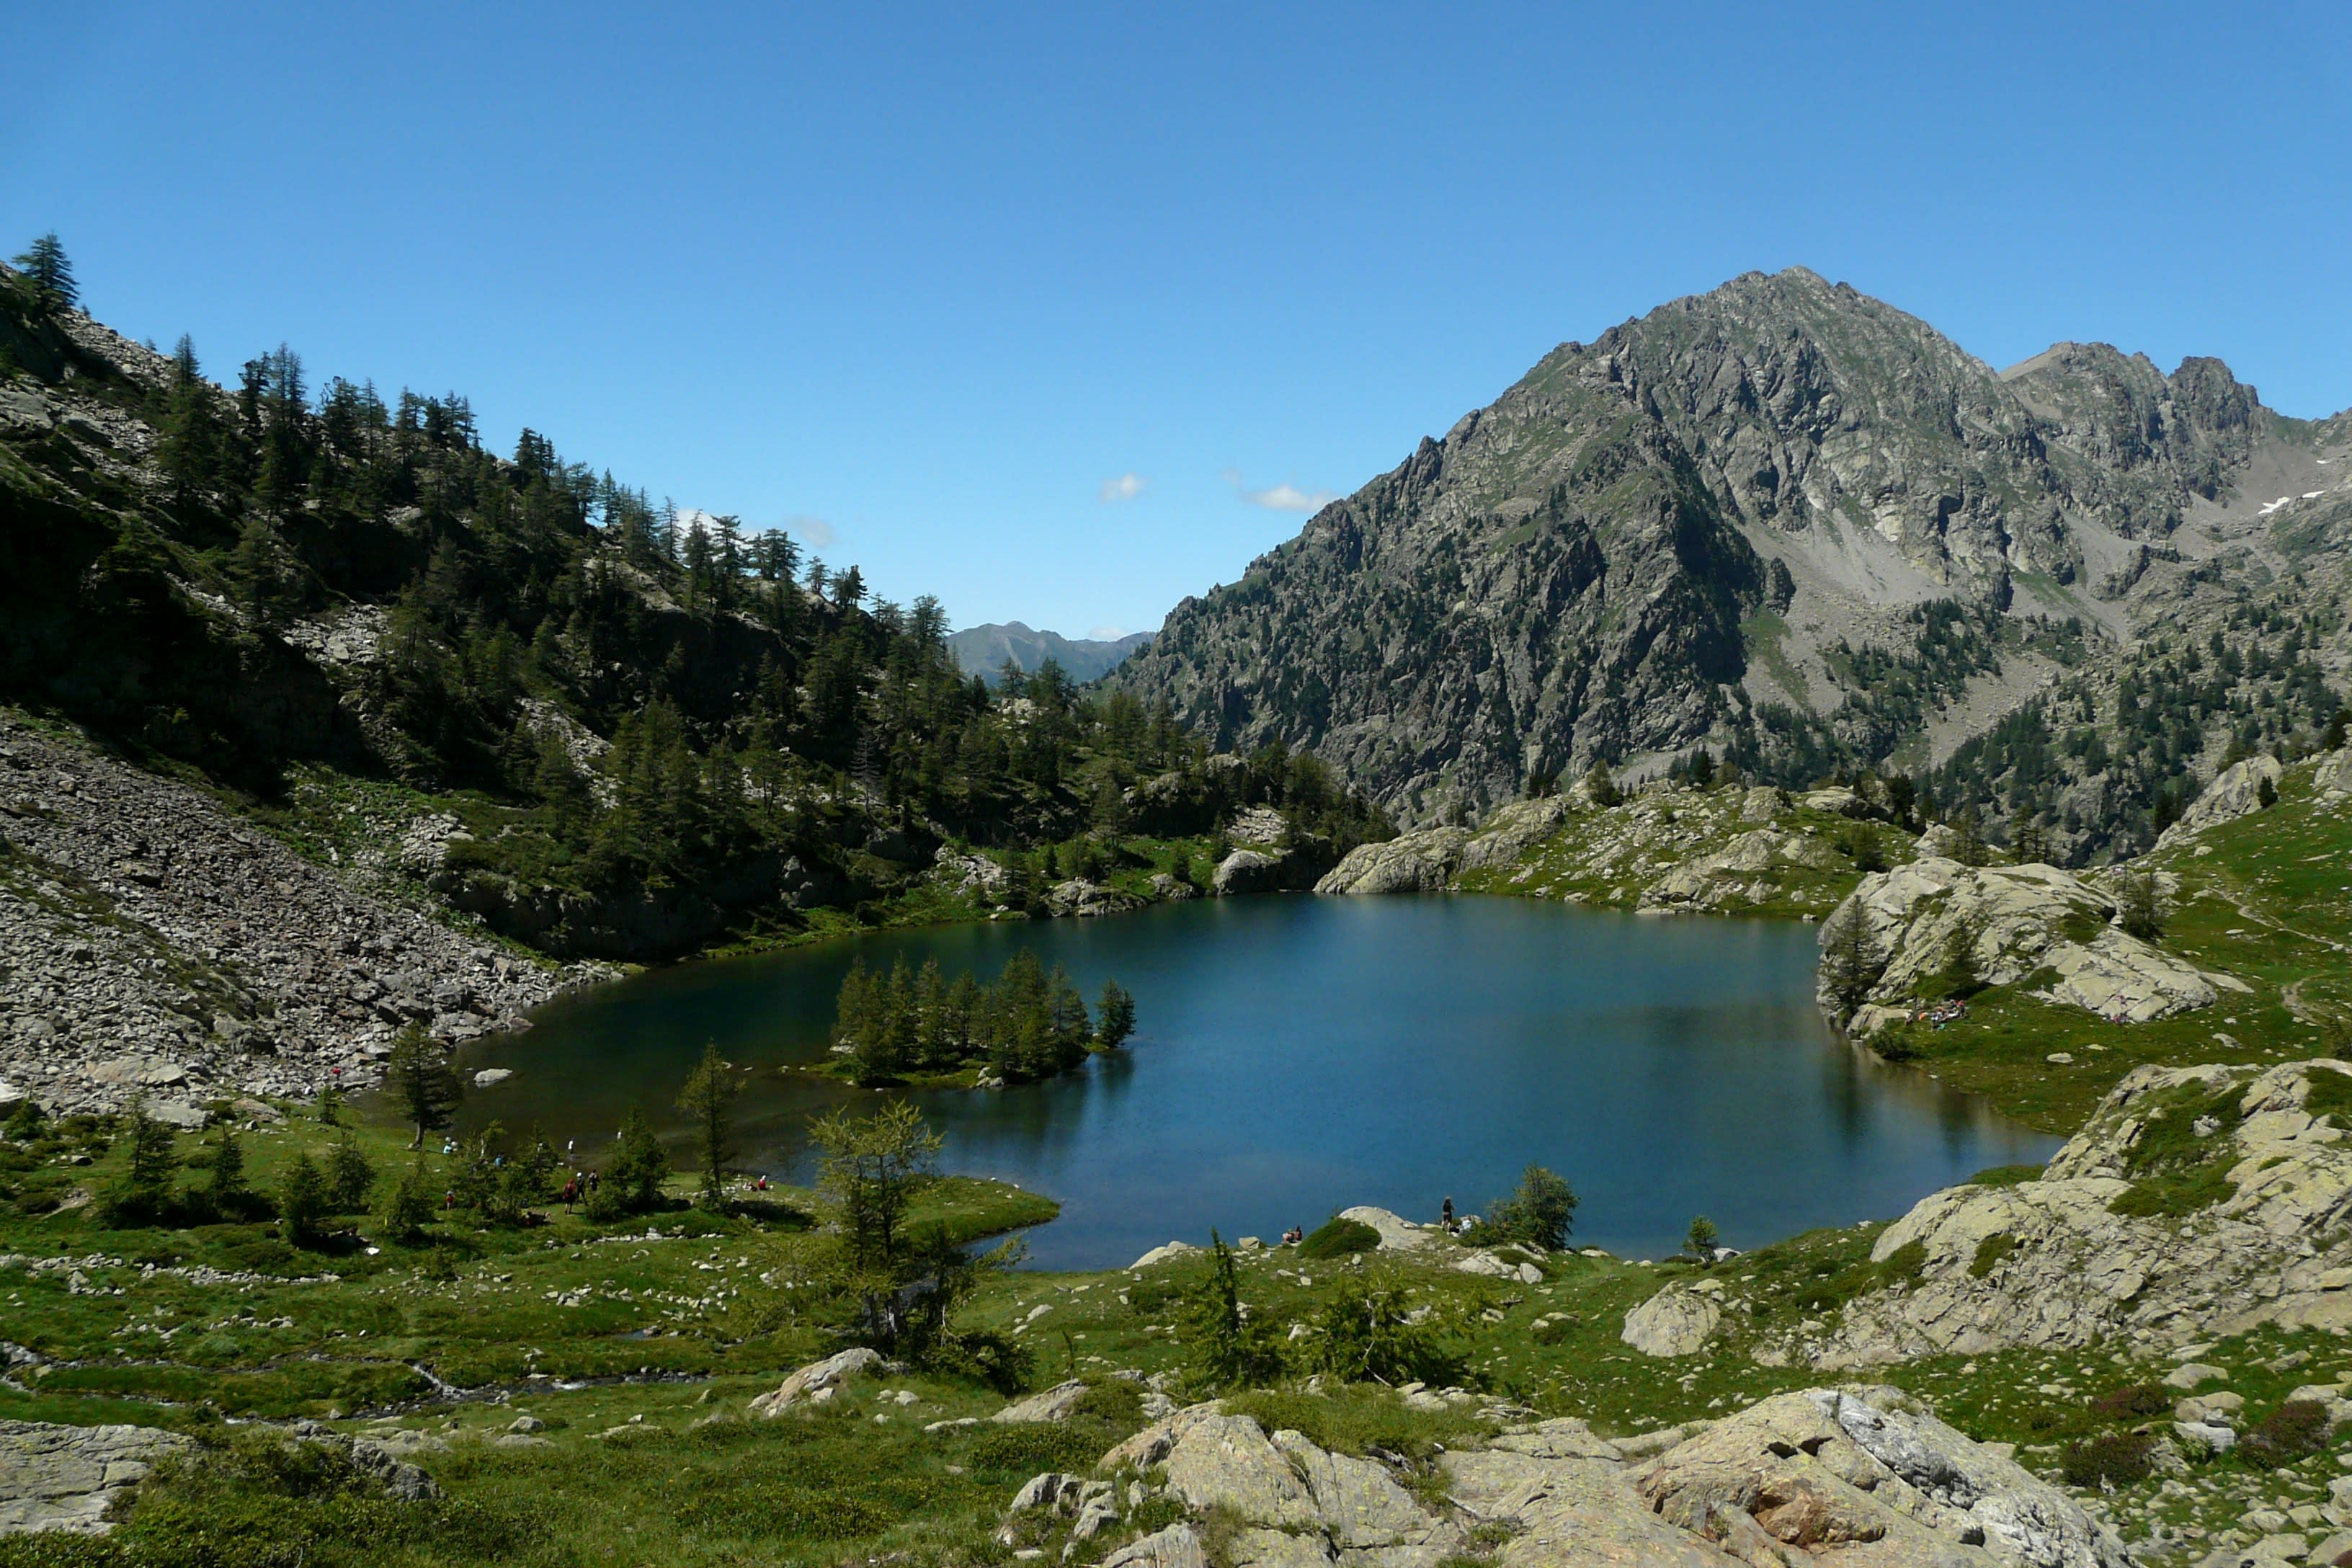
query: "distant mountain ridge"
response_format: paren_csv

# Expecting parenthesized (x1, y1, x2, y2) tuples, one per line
(1111, 266, 2352, 834)
(948, 621, 1152, 684)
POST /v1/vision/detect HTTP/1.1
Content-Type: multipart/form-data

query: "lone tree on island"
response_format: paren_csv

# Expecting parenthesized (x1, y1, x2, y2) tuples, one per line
(1095, 979, 1136, 1048)
(677, 1042, 742, 1210)
(384, 1024, 463, 1149)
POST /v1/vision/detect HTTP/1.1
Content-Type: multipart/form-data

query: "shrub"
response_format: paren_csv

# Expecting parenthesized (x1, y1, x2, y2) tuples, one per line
(2059, 1431, 2155, 1487)
(1969, 1164, 2044, 1187)
(1480, 1164, 1578, 1251)
(1967, 1234, 2016, 1278)
(1309, 1275, 1456, 1387)
(2089, 1384, 2169, 1422)
(1298, 1216, 1382, 1260)
(2241, 1401, 2330, 1468)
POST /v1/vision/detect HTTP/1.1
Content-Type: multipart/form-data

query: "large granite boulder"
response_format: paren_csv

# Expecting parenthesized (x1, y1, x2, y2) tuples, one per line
(1621, 1286, 1723, 1357)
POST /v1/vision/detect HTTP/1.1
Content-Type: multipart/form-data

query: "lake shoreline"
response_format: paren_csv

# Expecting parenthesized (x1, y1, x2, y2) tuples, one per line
(455, 895, 2057, 1272)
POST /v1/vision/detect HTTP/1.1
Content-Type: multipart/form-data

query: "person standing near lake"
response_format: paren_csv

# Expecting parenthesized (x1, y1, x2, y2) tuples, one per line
(1441, 1196, 1454, 1234)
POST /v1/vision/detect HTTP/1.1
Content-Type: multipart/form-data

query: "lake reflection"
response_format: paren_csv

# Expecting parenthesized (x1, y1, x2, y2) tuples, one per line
(447, 896, 2056, 1268)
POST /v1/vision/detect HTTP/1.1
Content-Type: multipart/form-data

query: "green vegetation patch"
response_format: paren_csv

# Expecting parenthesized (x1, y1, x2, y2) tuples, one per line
(1297, 1216, 1382, 1260)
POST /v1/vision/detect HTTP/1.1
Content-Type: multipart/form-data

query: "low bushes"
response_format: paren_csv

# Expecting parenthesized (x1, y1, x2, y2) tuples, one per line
(1298, 1216, 1381, 1260)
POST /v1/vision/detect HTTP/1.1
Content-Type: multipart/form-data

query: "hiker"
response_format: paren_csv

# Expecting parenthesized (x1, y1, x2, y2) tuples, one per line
(1440, 1196, 1455, 1234)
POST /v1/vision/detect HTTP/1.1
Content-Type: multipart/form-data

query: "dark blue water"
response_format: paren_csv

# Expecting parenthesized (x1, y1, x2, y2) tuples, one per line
(455, 896, 2054, 1268)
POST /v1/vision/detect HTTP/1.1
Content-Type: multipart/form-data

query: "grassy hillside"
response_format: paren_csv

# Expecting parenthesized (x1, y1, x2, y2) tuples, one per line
(0, 1102, 2331, 1563)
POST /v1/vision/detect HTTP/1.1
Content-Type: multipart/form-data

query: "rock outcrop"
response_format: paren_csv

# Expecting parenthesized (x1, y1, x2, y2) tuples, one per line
(2157, 754, 2282, 847)
(1094, 1388, 2129, 1567)
(1819, 1061, 2352, 1365)
(993, 1379, 1090, 1424)
(0, 1420, 194, 1534)
(749, 1347, 882, 1416)
(1825, 856, 2239, 1030)
(0, 718, 576, 1115)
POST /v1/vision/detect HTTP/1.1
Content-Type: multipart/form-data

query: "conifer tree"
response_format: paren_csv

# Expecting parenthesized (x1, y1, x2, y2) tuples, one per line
(1095, 979, 1136, 1048)
(207, 1126, 249, 1211)
(280, 1152, 329, 1245)
(606, 1108, 671, 1211)
(385, 1024, 463, 1149)
(328, 1130, 375, 1211)
(1818, 904, 1885, 1027)
(12, 233, 76, 311)
(676, 1043, 741, 1209)
(105, 1096, 178, 1223)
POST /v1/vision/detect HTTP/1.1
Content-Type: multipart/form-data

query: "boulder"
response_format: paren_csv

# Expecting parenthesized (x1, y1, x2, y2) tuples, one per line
(1048, 880, 1148, 919)
(993, 1380, 1090, 1424)
(1814, 1061, 2352, 1364)
(2158, 754, 2282, 847)
(1129, 1241, 1202, 1270)
(1152, 1411, 1466, 1568)
(471, 1069, 512, 1088)
(0, 1420, 195, 1534)
(1621, 1286, 1722, 1357)
(1634, 1388, 2132, 1567)
(1213, 850, 1286, 896)
(1097, 1523, 1208, 1568)
(2315, 748, 2352, 797)
(748, 1347, 882, 1417)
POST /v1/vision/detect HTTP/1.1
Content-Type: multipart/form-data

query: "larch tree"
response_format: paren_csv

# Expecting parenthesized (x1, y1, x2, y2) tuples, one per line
(676, 1042, 741, 1209)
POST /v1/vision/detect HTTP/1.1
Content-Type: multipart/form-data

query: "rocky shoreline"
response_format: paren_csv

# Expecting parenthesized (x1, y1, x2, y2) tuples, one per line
(0, 715, 603, 1123)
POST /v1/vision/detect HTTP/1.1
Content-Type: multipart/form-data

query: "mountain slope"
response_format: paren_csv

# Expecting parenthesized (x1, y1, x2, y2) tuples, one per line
(1113, 267, 2352, 827)
(945, 621, 1151, 684)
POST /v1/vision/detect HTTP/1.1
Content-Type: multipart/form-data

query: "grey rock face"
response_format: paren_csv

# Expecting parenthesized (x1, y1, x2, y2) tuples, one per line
(1817, 1061, 2352, 1365)
(1825, 855, 2240, 1030)
(2156, 754, 2281, 847)
(0, 1420, 193, 1534)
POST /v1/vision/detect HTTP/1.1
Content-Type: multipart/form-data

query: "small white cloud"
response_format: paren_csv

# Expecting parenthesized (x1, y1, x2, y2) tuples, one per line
(1099, 472, 1148, 503)
(784, 513, 837, 547)
(1223, 468, 1337, 512)
(1088, 625, 1127, 641)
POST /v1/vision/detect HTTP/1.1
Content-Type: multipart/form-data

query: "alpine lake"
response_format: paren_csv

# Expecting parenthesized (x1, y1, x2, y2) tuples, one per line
(453, 895, 2056, 1269)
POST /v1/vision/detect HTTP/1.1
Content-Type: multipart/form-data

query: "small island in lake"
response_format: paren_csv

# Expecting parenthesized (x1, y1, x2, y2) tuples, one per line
(802, 951, 1136, 1088)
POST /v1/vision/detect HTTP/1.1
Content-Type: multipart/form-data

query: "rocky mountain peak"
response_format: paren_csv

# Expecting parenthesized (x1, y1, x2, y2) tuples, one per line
(1114, 267, 2343, 824)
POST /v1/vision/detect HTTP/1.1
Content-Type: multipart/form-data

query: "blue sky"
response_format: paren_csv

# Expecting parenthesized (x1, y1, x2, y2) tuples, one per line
(9, 4, 2349, 638)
